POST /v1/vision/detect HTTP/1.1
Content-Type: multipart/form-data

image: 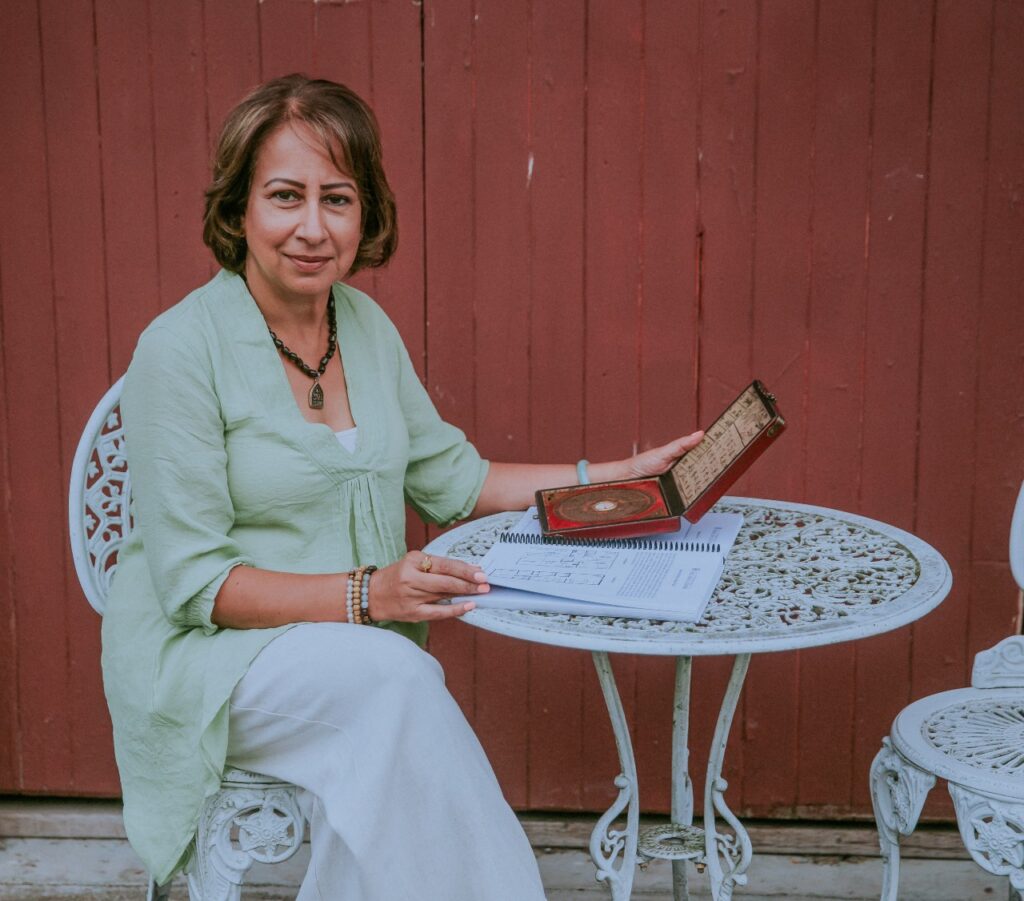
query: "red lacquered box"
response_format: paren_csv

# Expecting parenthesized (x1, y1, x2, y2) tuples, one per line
(536, 380, 785, 539)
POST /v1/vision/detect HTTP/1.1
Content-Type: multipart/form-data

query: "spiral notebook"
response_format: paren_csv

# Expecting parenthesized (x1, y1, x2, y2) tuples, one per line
(469, 508, 743, 621)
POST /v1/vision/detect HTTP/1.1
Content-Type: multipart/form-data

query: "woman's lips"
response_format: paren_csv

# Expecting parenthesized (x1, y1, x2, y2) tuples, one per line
(287, 255, 331, 272)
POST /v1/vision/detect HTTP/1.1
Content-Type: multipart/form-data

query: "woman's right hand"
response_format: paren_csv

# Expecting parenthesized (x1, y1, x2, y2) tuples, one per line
(366, 551, 489, 622)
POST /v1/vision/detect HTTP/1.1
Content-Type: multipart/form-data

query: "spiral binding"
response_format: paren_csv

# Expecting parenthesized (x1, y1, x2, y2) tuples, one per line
(499, 532, 721, 553)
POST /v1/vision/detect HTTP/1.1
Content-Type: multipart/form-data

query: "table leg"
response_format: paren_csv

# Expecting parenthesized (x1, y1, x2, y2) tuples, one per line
(703, 654, 753, 901)
(671, 656, 694, 901)
(589, 651, 640, 901)
(632, 657, 705, 894)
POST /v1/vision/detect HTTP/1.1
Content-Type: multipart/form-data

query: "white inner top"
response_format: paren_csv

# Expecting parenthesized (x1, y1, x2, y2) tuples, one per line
(334, 426, 358, 453)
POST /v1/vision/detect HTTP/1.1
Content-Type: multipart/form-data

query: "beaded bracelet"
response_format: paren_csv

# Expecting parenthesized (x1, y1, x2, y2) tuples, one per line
(344, 573, 356, 624)
(351, 567, 366, 625)
(361, 565, 378, 625)
(345, 565, 379, 625)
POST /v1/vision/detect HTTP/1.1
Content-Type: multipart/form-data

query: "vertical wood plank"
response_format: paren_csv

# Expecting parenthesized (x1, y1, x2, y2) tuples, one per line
(0, 285, 19, 790)
(365, 0, 427, 363)
(694, 0, 760, 811)
(583, 0, 644, 465)
(150, 0, 214, 309)
(259, 0, 315, 81)
(525, 0, 588, 810)
(632, 0, 703, 813)
(970, 564, 1022, 654)
(313, 3, 372, 112)
(95, 0, 163, 374)
(580, 0, 646, 812)
(465, 0, 533, 807)
(697, 0, 758, 420)
(201, 1, 261, 283)
(420, 0, 480, 729)
(638, 0, 702, 449)
(203, 0, 262, 158)
(850, 0, 935, 814)
(742, 0, 817, 815)
(0, 0, 73, 792)
(365, 0, 430, 559)
(39, 0, 119, 793)
(797, 0, 874, 811)
(912, 0, 993, 700)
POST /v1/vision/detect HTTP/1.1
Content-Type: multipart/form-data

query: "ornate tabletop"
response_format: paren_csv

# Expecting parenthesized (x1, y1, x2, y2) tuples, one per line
(427, 497, 952, 656)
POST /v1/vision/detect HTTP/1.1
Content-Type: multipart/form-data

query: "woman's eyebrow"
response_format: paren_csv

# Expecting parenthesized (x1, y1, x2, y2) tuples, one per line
(263, 177, 356, 190)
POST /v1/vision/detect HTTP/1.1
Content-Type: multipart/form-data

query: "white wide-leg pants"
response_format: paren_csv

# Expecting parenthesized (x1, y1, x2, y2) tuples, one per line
(226, 622, 547, 901)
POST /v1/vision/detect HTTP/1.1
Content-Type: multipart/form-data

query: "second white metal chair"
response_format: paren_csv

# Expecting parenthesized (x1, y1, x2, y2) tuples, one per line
(870, 482, 1024, 900)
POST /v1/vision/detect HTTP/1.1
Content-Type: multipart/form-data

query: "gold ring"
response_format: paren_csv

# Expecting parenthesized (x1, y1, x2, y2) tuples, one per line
(419, 554, 433, 573)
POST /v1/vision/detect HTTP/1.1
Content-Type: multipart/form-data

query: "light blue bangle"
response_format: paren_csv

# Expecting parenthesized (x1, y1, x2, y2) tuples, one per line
(576, 459, 591, 485)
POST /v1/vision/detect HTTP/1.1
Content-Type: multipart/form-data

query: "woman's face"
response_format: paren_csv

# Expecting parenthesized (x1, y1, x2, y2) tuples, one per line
(243, 121, 362, 307)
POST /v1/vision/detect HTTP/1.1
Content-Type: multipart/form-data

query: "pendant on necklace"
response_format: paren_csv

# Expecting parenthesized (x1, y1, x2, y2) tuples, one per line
(309, 380, 325, 410)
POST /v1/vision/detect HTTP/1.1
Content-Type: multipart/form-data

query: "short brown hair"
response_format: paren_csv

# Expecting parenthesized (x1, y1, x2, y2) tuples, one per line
(203, 74, 397, 274)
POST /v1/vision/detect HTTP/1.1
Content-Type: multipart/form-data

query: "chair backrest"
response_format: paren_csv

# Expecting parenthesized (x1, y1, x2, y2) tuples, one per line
(68, 377, 130, 616)
(969, 484, 1024, 688)
(972, 635, 1024, 689)
(1011, 480, 1024, 594)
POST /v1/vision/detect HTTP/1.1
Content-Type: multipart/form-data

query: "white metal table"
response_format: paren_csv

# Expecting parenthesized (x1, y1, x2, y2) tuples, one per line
(425, 497, 952, 901)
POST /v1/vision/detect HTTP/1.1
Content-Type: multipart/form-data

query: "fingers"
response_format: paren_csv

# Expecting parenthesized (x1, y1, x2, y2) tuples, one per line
(406, 554, 488, 620)
(413, 552, 487, 619)
(671, 430, 704, 452)
(651, 432, 704, 463)
(416, 575, 490, 601)
(418, 598, 479, 621)
(369, 553, 488, 624)
(410, 553, 489, 597)
(643, 432, 706, 462)
(622, 431, 706, 479)
(413, 551, 484, 579)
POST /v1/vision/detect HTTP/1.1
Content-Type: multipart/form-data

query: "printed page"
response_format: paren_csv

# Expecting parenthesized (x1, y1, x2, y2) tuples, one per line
(670, 385, 771, 505)
(478, 508, 742, 616)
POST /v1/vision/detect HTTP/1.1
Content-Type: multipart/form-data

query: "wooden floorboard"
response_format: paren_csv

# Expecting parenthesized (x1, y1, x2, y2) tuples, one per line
(0, 838, 1010, 900)
(0, 802, 1012, 900)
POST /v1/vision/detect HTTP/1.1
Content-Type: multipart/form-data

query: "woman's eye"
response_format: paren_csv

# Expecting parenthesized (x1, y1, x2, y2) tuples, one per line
(272, 190, 300, 202)
(323, 194, 353, 207)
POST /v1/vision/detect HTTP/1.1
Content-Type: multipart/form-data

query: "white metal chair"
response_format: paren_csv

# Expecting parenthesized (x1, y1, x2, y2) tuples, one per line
(870, 482, 1024, 901)
(69, 377, 307, 901)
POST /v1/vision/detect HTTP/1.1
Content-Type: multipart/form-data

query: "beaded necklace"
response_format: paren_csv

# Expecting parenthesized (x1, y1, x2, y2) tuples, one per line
(265, 296, 338, 410)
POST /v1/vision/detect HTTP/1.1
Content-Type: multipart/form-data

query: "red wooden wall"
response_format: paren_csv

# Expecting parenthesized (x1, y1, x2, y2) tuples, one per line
(1, 0, 1022, 825)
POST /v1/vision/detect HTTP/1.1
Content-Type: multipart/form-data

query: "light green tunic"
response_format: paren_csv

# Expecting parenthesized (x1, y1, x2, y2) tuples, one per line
(101, 270, 488, 885)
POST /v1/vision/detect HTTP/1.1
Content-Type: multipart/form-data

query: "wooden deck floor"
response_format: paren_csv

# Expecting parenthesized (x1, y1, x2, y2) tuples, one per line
(0, 801, 1011, 900)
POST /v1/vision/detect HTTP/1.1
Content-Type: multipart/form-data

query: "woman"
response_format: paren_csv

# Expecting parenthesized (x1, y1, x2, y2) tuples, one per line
(102, 74, 703, 899)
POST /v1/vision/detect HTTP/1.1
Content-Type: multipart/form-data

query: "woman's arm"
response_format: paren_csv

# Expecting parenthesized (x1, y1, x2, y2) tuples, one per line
(211, 430, 706, 628)
(212, 429, 706, 628)
(471, 431, 705, 517)
(210, 553, 489, 629)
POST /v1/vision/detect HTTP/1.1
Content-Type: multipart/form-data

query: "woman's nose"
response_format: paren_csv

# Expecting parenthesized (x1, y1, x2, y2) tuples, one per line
(295, 199, 327, 242)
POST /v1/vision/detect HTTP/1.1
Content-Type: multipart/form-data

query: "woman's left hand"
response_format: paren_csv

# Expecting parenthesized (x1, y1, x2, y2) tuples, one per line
(615, 431, 705, 480)
(472, 430, 706, 517)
